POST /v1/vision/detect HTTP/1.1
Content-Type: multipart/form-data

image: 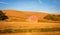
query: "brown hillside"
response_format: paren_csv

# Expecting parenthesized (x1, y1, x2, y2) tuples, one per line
(1, 10, 60, 22)
(2, 10, 47, 22)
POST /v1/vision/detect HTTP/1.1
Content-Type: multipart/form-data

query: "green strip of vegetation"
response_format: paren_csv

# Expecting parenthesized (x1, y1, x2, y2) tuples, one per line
(0, 28, 60, 33)
(44, 14, 60, 21)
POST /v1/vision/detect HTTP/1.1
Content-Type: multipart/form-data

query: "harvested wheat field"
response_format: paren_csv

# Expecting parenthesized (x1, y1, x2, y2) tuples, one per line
(0, 10, 60, 35)
(0, 22, 60, 35)
(0, 22, 60, 29)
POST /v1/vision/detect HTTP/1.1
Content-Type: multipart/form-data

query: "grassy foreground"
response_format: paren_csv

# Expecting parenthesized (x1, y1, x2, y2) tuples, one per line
(0, 22, 60, 33)
(0, 28, 60, 33)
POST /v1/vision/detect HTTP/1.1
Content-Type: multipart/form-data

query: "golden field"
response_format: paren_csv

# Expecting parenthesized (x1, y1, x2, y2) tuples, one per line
(0, 10, 60, 35)
(0, 22, 60, 35)
(0, 22, 60, 29)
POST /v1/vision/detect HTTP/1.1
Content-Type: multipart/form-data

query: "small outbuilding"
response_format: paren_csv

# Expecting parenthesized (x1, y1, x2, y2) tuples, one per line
(26, 15, 38, 22)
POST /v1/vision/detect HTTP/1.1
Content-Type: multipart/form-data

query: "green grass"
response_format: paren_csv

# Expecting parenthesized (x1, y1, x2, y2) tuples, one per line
(0, 28, 60, 33)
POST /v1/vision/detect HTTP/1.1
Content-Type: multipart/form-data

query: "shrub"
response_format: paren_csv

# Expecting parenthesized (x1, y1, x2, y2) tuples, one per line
(0, 10, 8, 20)
(44, 14, 60, 21)
(2, 29, 14, 33)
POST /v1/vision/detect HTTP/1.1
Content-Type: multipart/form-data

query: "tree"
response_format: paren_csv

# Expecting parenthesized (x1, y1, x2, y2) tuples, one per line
(0, 10, 8, 20)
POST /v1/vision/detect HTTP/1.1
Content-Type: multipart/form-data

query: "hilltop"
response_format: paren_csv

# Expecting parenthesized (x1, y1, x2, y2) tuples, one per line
(1, 10, 60, 22)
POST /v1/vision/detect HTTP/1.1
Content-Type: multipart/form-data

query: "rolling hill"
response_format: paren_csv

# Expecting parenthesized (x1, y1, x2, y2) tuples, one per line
(0, 10, 60, 35)
(1, 10, 60, 22)
(2, 10, 47, 22)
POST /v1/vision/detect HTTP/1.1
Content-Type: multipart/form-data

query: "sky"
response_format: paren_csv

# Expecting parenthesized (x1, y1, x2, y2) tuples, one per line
(0, 0, 60, 14)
